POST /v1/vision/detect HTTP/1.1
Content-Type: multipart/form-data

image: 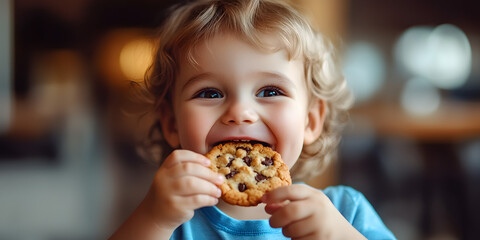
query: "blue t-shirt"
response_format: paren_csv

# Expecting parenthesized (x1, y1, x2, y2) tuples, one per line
(171, 185, 396, 239)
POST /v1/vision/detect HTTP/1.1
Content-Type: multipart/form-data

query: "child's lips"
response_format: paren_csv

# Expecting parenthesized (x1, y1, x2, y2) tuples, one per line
(211, 138, 275, 150)
(206, 122, 277, 152)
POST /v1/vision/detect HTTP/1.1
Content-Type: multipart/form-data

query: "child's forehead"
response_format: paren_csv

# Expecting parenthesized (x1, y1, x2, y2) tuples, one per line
(205, 33, 276, 52)
(180, 31, 301, 67)
(174, 31, 308, 97)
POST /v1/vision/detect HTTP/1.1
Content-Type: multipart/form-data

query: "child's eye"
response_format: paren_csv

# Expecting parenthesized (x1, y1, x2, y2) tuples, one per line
(193, 88, 224, 99)
(256, 86, 285, 97)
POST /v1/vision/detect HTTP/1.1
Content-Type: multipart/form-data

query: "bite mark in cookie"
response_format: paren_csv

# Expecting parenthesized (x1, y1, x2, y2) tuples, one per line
(206, 142, 292, 206)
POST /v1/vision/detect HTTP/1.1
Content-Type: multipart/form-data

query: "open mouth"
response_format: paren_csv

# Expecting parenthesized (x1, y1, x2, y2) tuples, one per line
(213, 139, 272, 149)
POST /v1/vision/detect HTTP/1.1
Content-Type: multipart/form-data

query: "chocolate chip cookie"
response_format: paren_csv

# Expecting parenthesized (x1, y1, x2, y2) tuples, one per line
(206, 142, 291, 206)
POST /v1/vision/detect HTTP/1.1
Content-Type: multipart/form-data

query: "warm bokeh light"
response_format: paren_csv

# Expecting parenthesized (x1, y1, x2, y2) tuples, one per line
(119, 39, 154, 82)
(96, 29, 154, 87)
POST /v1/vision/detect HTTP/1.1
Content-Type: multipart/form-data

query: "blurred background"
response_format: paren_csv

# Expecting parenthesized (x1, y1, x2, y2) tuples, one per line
(0, 0, 479, 239)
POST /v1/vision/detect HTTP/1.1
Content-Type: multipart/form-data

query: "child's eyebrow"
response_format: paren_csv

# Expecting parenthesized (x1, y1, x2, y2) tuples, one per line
(255, 72, 293, 82)
(181, 72, 215, 91)
(181, 71, 297, 91)
(253, 72, 297, 89)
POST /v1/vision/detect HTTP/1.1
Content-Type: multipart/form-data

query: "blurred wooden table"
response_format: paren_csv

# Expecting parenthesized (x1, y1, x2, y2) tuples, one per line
(351, 100, 480, 238)
(350, 100, 480, 141)
(307, 100, 480, 189)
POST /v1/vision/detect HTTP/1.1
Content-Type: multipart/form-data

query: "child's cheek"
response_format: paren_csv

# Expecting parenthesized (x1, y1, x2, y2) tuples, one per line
(267, 102, 307, 168)
(176, 106, 215, 154)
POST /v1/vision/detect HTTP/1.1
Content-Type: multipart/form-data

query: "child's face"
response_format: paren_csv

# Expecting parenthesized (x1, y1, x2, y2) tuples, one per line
(162, 33, 323, 168)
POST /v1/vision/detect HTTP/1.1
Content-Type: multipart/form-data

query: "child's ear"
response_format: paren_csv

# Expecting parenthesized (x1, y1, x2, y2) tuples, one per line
(158, 103, 180, 148)
(304, 99, 326, 145)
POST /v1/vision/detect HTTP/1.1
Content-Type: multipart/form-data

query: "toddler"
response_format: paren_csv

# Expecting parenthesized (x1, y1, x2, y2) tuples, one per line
(110, 0, 396, 239)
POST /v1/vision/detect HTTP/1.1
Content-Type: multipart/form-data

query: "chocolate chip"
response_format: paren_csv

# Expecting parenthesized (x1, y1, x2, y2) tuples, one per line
(255, 173, 268, 182)
(261, 157, 273, 166)
(236, 146, 251, 153)
(238, 183, 247, 192)
(226, 157, 234, 167)
(225, 170, 238, 179)
(243, 156, 252, 166)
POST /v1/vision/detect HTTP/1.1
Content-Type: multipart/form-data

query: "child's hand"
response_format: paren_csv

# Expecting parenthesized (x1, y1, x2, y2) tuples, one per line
(145, 149, 224, 230)
(262, 185, 367, 240)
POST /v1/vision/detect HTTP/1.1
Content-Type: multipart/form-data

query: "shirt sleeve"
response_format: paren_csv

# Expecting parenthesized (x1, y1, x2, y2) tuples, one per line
(324, 185, 397, 240)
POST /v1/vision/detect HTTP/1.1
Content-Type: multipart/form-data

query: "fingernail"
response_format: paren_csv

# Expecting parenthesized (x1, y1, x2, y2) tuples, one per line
(217, 175, 224, 184)
(216, 188, 222, 197)
(203, 159, 211, 166)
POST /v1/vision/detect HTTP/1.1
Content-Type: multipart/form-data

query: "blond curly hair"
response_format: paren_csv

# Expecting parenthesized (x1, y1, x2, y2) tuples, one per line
(139, 0, 353, 182)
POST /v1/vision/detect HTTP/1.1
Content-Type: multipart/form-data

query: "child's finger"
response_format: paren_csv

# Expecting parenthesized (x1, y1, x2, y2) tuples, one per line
(174, 176, 222, 198)
(269, 201, 312, 228)
(180, 194, 219, 209)
(170, 162, 224, 185)
(264, 202, 285, 215)
(291, 234, 318, 240)
(162, 149, 211, 169)
(262, 185, 312, 204)
(281, 215, 316, 238)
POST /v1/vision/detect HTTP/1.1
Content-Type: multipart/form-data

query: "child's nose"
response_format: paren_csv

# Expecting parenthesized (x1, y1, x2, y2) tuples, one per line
(221, 100, 259, 125)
